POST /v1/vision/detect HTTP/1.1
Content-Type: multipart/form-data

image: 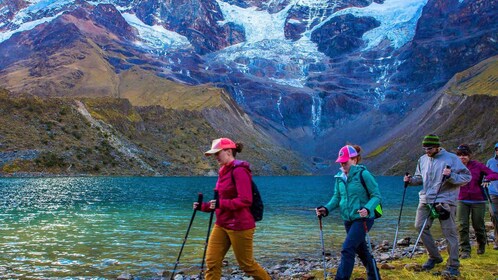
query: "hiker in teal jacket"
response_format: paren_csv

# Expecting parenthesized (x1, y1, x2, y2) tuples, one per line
(316, 144, 382, 280)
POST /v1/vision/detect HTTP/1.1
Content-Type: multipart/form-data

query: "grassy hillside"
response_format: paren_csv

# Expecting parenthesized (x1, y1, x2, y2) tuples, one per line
(0, 90, 145, 175)
(118, 67, 223, 110)
(443, 56, 498, 97)
(0, 38, 120, 98)
(0, 88, 310, 177)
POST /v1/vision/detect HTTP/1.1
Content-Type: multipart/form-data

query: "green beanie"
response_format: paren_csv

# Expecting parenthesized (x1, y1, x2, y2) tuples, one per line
(422, 134, 441, 147)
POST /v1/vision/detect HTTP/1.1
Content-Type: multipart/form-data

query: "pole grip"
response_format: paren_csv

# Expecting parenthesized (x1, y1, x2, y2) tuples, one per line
(404, 172, 410, 188)
(196, 193, 203, 210)
(442, 165, 451, 182)
(214, 190, 219, 208)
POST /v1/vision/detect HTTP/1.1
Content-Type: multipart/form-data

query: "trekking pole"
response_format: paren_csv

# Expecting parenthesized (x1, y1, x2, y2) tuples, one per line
(199, 190, 218, 279)
(363, 219, 380, 280)
(318, 215, 327, 279)
(483, 181, 498, 219)
(391, 172, 409, 258)
(170, 193, 203, 280)
(409, 165, 450, 258)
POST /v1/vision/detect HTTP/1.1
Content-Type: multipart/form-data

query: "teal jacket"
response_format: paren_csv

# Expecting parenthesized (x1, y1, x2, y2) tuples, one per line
(324, 164, 382, 221)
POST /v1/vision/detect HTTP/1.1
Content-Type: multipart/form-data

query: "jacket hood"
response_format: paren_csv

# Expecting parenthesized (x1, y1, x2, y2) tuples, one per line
(232, 159, 251, 170)
(219, 159, 251, 176)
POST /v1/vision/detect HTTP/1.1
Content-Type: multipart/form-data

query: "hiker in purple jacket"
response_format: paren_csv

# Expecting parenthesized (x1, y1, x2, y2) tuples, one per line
(456, 144, 498, 258)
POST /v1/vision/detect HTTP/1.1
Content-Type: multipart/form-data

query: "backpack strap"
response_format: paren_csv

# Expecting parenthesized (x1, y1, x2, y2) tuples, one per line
(359, 170, 370, 197)
(230, 165, 244, 185)
(230, 165, 251, 188)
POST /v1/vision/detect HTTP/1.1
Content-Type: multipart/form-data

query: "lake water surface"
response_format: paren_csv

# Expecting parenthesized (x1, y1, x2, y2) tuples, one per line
(0, 176, 429, 278)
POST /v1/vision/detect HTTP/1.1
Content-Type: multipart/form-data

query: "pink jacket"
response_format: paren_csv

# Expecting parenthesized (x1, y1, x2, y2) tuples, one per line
(201, 160, 255, 230)
(458, 160, 498, 201)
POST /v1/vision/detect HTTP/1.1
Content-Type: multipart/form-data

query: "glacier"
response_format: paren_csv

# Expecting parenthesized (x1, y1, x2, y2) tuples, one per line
(216, 0, 289, 42)
(0, 0, 193, 50)
(121, 13, 192, 50)
(0, 0, 73, 42)
(214, 0, 326, 89)
(0, 14, 61, 42)
(332, 0, 429, 49)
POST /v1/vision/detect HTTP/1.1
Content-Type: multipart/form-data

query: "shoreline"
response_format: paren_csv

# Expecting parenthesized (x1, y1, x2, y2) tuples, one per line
(155, 215, 497, 280)
(134, 227, 496, 280)
(157, 240, 424, 280)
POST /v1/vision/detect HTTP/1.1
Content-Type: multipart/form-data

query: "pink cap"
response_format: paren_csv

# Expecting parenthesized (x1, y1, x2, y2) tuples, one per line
(335, 145, 359, 163)
(205, 138, 237, 155)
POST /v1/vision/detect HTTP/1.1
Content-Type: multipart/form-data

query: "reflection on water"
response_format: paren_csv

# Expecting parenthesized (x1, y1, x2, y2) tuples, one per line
(0, 176, 427, 278)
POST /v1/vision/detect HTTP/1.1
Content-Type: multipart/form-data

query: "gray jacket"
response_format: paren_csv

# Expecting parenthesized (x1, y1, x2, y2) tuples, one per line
(408, 148, 471, 205)
(487, 157, 498, 195)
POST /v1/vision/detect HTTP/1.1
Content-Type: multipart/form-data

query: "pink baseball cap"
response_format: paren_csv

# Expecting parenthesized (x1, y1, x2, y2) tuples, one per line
(205, 138, 237, 155)
(335, 145, 359, 163)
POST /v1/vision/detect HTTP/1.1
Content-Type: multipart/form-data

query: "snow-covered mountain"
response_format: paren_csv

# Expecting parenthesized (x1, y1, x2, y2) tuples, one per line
(0, 0, 497, 172)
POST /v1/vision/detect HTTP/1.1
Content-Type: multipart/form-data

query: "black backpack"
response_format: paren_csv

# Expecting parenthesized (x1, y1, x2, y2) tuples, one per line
(231, 166, 264, 222)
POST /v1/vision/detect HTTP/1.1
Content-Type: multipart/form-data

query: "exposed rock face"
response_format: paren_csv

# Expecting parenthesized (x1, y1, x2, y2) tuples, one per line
(89, 4, 137, 40)
(392, 0, 498, 96)
(0, 0, 27, 30)
(365, 56, 498, 175)
(311, 14, 380, 57)
(132, 0, 245, 54)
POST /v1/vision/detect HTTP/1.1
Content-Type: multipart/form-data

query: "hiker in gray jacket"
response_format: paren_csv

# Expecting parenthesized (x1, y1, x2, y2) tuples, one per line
(404, 134, 471, 277)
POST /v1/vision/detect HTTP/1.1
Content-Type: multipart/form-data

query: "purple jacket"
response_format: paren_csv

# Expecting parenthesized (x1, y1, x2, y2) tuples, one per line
(458, 160, 498, 201)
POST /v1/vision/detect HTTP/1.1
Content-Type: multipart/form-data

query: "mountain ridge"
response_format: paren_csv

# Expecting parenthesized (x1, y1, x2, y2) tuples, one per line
(0, 0, 497, 175)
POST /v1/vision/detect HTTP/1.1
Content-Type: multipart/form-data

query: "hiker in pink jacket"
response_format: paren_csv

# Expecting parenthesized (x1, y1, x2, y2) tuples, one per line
(195, 138, 270, 280)
(456, 144, 498, 258)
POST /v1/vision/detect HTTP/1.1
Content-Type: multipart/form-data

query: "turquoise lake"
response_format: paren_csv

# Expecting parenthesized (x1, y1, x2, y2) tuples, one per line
(0, 176, 428, 278)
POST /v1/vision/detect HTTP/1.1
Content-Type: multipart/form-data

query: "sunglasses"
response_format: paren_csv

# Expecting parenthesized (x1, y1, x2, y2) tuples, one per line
(423, 147, 436, 151)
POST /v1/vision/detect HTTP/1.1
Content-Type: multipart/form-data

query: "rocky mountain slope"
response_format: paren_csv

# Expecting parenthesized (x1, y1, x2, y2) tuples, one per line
(0, 87, 311, 176)
(365, 55, 498, 175)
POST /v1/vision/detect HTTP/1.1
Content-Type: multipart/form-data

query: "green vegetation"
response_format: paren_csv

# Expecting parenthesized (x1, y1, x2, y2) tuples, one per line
(35, 152, 66, 168)
(0, 92, 148, 176)
(310, 247, 498, 280)
(365, 141, 394, 159)
(444, 56, 498, 97)
(2, 159, 25, 173)
(0, 90, 308, 176)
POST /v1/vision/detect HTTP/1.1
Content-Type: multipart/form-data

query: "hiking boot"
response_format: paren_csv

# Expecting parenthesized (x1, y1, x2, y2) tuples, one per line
(477, 244, 485, 254)
(441, 267, 460, 277)
(422, 257, 443, 270)
(459, 252, 470, 259)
